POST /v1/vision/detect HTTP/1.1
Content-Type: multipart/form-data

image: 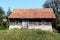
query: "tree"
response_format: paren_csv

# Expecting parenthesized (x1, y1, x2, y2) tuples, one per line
(2, 15, 9, 30)
(7, 7, 11, 17)
(6, 7, 11, 29)
(0, 7, 5, 18)
(0, 7, 5, 29)
(43, 0, 60, 15)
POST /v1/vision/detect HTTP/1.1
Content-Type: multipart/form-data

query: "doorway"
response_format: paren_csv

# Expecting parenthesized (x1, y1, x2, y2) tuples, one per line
(22, 20, 29, 29)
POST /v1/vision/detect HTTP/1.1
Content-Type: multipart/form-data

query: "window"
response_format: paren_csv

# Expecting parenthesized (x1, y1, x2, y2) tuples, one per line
(15, 21, 19, 25)
(10, 21, 15, 25)
(10, 20, 22, 25)
(39, 20, 51, 25)
(15, 20, 22, 25)
(39, 20, 47, 25)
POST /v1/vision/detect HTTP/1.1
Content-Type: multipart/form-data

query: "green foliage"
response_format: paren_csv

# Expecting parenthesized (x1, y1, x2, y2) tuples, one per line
(0, 7, 6, 29)
(43, 0, 60, 15)
(53, 28, 58, 33)
(0, 30, 60, 40)
(0, 7, 9, 30)
(2, 22, 9, 29)
(7, 7, 11, 17)
(0, 7, 5, 17)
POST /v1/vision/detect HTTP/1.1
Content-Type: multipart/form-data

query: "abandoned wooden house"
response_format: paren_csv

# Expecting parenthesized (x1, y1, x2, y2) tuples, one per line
(8, 8, 56, 31)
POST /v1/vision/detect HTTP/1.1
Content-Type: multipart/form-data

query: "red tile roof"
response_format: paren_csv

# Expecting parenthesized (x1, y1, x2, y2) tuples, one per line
(8, 8, 56, 19)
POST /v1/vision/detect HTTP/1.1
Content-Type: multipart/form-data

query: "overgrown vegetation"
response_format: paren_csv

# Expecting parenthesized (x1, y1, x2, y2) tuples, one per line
(0, 7, 9, 30)
(0, 29, 60, 40)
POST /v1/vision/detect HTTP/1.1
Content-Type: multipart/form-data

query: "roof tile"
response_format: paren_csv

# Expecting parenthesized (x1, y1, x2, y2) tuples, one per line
(8, 8, 56, 19)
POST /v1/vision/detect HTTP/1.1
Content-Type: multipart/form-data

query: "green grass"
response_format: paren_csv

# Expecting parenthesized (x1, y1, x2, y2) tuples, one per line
(0, 29, 60, 40)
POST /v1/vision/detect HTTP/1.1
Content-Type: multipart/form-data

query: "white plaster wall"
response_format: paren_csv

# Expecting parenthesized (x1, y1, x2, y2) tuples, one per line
(28, 25, 52, 31)
(9, 25, 52, 31)
(9, 25, 22, 29)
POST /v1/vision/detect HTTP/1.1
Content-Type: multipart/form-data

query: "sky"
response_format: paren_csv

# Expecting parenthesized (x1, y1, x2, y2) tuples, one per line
(0, 0, 46, 12)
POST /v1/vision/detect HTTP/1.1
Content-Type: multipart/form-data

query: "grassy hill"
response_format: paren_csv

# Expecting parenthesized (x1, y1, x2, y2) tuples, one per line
(0, 29, 60, 40)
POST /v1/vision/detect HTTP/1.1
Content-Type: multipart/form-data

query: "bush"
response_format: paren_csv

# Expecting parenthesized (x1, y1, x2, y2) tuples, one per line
(53, 28, 58, 33)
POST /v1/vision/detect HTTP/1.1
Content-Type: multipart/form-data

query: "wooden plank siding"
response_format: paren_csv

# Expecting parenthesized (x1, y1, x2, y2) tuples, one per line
(29, 22, 51, 26)
(9, 19, 52, 26)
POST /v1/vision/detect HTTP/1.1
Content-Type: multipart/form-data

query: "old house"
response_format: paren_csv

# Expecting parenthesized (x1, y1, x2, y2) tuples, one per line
(8, 8, 56, 31)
